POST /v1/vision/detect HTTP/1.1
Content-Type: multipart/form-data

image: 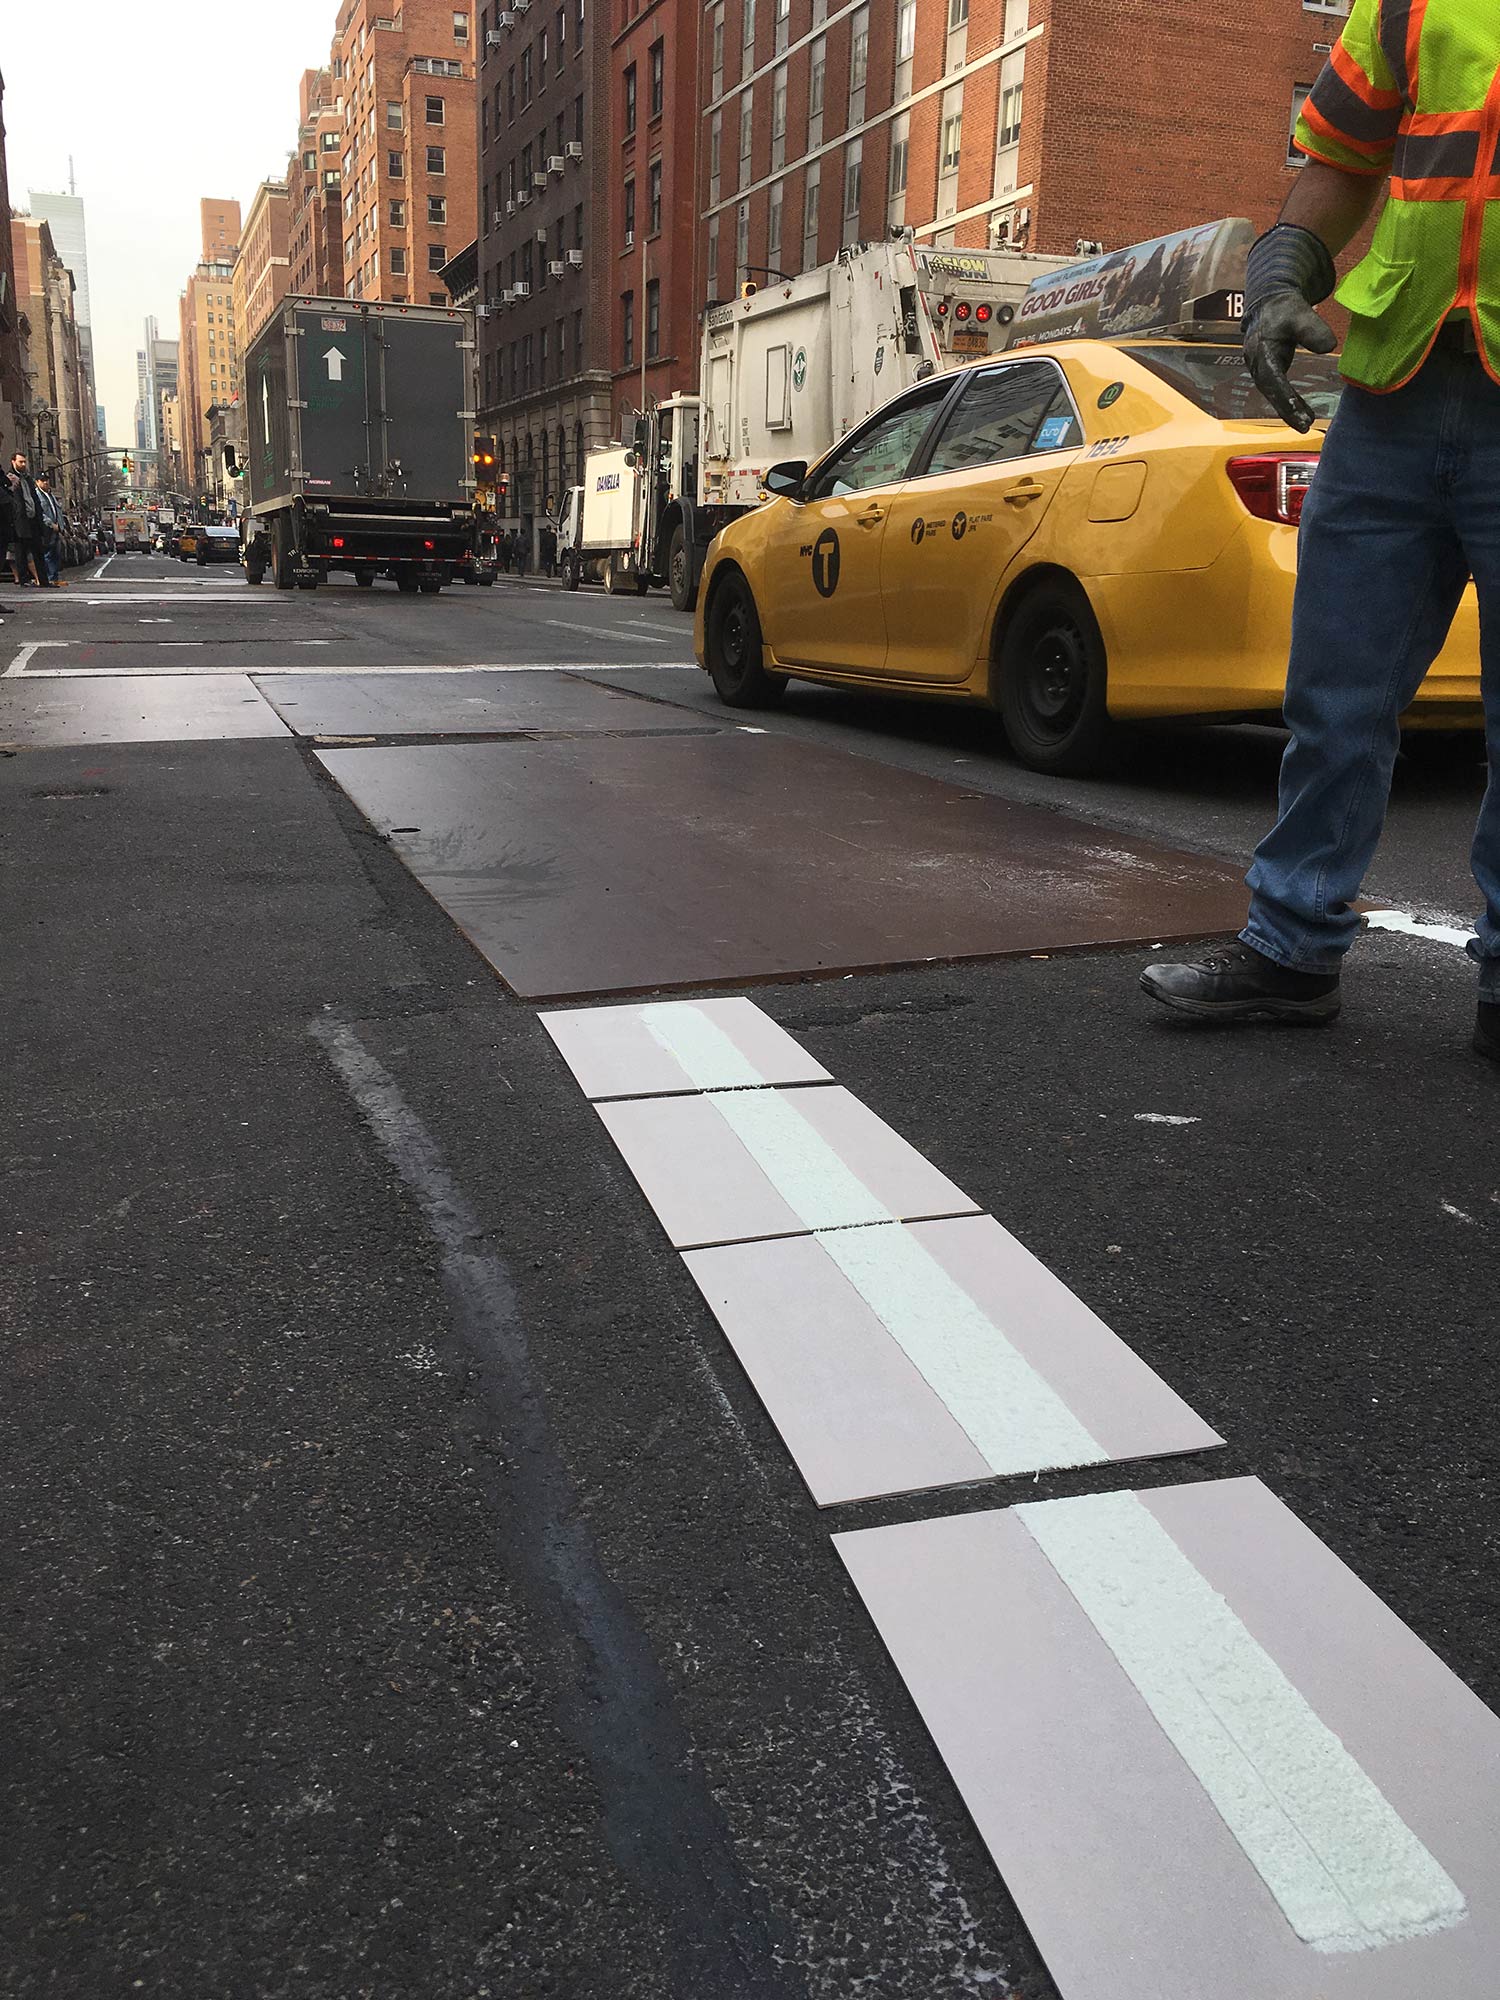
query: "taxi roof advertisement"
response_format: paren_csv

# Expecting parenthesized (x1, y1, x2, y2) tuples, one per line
(1004, 218, 1254, 348)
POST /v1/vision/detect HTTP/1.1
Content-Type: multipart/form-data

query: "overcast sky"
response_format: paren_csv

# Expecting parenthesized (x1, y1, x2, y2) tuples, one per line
(5, 4, 339, 448)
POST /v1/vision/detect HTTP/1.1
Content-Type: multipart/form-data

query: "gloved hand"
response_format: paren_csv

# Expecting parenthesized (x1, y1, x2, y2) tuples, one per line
(1243, 224, 1339, 433)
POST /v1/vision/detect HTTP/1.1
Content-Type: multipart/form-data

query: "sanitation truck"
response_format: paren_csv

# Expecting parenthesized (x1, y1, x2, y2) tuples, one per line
(240, 297, 483, 592)
(568, 237, 1070, 610)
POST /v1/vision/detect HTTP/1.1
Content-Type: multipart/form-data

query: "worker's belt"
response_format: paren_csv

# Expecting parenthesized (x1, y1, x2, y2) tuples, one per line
(1434, 317, 1482, 356)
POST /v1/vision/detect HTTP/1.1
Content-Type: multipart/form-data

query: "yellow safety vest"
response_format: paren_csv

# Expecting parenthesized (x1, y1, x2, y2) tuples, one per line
(1295, 0, 1500, 389)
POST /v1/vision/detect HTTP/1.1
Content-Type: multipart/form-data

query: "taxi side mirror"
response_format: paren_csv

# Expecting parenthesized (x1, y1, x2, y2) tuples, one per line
(764, 459, 807, 499)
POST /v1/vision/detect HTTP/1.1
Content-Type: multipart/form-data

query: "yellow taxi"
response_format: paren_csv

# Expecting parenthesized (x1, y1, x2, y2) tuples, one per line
(693, 334, 1482, 774)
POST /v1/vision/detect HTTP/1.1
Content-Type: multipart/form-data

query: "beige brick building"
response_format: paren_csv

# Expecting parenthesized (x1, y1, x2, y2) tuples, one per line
(236, 179, 292, 345)
(177, 199, 242, 497)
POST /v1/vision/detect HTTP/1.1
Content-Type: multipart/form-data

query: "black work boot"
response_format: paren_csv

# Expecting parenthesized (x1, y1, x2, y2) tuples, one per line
(1475, 1001, 1500, 1061)
(1140, 941, 1341, 1023)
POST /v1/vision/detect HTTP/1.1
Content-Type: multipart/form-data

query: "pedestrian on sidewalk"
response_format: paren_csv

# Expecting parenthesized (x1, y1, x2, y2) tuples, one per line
(1142, 0, 1500, 1060)
(35, 475, 67, 586)
(513, 527, 529, 579)
(5, 452, 50, 587)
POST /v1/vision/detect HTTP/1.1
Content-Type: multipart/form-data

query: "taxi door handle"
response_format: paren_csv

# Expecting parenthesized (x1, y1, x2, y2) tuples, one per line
(1004, 480, 1046, 507)
(854, 505, 886, 528)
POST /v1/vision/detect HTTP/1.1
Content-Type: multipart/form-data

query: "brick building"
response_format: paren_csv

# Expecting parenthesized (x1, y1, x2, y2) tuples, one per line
(0, 68, 28, 464)
(698, 0, 1353, 306)
(177, 199, 242, 496)
(476, 0, 613, 532)
(287, 69, 347, 298)
(329, 0, 479, 306)
(11, 217, 93, 511)
(235, 180, 293, 346)
(606, 0, 701, 433)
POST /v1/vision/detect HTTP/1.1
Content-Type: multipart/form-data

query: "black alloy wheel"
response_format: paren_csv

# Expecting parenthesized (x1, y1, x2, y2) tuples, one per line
(998, 580, 1116, 776)
(705, 570, 787, 709)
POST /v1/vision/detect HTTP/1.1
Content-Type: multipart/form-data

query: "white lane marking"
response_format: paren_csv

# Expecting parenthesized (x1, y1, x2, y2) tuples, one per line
(91, 557, 112, 580)
(138, 618, 173, 625)
(1134, 1112, 1201, 1127)
(639, 1002, 770, 1092)
(544, 616, 694, 647)
(3, 641, 68, 677)
(1440, 1201, 1476, 1224)
(293, 639, 333, 645)
(1363, 909, 1474, 950)
(79, 594, 252, 605)
(1019, 1490, 1466, 1954)
(708, 1088, 896, 1232)
(818, 1222, 1105, 1474)
(161, 642, 206, 647)
(24, 659, 702, 680)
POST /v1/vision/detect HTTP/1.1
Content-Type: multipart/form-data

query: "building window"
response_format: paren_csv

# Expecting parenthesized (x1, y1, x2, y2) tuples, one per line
(949, 0, 968, 24)
(768, 176, 783, 259)
(896, 0, 915, 62)
(711, 3, 725, 85)
(649, 157, 662, 234)
(735, 197, 749, 277)
(710, 111, 722, 198)
(427, 146, 446, 173)
(625, 178, 636, 242)
(390, 198, 407, 225)
(454, 10, 471, 39)
(889, 128, 908, 196)
(391, 247, 407, 274)
(650, 41, 664, 118)
(646, 277, 660, 357)
(999, 83, 1022, 147)
(842, 139, 862, 242)
(1289, 83, 1313, 162)
(803, 158, 820, 263)
(624, 64, 637, 134)
(772, 65, 787, 169)
(540, 26, 549, 73)
(429, 243, 448, 271)
(429, 194, 448, 224)
(388, 150, 404, 176)
(743, 0, 755, 53)
(707, 212, 720, 299)
(324, 168, 340, 188)
(941, 110, 962, 172)
(774, 0, 789, 52)
(740, 89, 754, 177)
(622, 288, 635, 366)
(850, 6, 869, 91)
(557, 6, 566, 58)
(427, 94, 445, 123)
(809, 36, 825, 116)
(522, 48, 532, 102)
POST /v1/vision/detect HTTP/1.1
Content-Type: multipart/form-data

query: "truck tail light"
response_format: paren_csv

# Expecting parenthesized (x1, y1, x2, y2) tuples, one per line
(955, 301, 971, 321)
(332, 536, 345, 549)
(975, 303, 992, 324)
(424, 538, 436, 550)
(1226, 454, 1318, 526)
(935, 299, 949, 317)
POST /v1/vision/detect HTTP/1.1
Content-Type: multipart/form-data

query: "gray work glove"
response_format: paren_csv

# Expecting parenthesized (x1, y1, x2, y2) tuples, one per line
(1243, 225, 1339, 433)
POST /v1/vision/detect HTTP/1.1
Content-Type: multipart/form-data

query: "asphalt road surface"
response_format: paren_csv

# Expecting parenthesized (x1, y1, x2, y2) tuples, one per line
(3, 555, 1496, 2000)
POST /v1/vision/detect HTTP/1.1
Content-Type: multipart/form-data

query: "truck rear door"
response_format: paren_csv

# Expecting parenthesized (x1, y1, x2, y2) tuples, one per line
(294, 305, 370, 493)
(373, 314, 470, 502)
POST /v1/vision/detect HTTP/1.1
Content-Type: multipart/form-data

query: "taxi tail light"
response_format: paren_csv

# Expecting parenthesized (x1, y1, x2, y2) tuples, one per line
(1226, 454, 1318, 526)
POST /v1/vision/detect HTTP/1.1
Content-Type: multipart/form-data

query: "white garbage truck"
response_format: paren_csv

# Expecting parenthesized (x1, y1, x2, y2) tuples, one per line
(562, 235, 1069, 610)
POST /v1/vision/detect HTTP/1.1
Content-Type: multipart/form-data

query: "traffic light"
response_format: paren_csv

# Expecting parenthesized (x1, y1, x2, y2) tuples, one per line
(474, 433, 497, 473)
(121, 453, 132, 477)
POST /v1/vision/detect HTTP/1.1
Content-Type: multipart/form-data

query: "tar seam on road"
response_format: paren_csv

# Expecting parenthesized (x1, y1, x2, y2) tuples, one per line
(309, 1015, 796, 2000)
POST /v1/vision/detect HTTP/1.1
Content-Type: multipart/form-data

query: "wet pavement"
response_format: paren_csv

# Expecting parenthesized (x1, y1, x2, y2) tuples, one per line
(3, 557, 1496, 2000)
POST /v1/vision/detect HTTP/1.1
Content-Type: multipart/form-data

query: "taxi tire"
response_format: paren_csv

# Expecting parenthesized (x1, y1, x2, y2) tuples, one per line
(706, 570, 787, 709)
(997, 580, 1116, 777)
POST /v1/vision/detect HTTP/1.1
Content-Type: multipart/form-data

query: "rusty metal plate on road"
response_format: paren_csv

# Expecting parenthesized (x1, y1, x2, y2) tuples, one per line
(256, 670, 712, 739)
(317, 733, 1250, 999)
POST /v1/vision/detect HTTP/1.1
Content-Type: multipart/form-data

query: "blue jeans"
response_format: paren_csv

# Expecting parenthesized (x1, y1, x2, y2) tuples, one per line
(1243, 346, 1500, 992)
(44, 540, 60, 582)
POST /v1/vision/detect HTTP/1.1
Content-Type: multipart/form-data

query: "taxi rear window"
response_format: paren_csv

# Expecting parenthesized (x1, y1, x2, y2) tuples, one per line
(1128, 344, 1345, 423)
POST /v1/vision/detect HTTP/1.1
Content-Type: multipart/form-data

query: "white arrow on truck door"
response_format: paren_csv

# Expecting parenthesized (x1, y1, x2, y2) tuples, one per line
(324, 346, 346, 382)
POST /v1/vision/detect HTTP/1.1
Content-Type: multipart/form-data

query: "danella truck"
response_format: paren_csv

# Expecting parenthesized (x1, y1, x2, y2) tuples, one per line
(241, 298, 482, 592)
(563, 237, 1068, 610)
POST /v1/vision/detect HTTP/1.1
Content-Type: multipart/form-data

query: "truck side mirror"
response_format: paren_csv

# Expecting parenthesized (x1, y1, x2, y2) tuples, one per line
(633, 417, 649, 456)
(763, 460, 807, 499)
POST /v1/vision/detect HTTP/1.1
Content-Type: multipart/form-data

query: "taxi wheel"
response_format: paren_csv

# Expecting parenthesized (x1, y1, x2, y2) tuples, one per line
(706, 571, 787, 709)
(998, 581, 1116, 776)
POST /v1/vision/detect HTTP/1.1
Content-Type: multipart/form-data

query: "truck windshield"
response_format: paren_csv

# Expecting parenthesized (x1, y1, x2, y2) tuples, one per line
(1128, 343, 1345, 424)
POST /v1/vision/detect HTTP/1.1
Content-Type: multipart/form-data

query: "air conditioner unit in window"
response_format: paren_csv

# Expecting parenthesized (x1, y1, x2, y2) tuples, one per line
(547, 155, 565, 175)
(485, 27, 503, 45)
(498, 10, 517, 22)
(535, 227, 549, 243)
(513, 279, 531, 297)
(565, 248, 583, 267)
(491, 210, 505, 227)
(548, 259, 566, 277)
(516, 187, 531, 205)
(624, 229, 634, 249)
(505, 198, 516, 216)
(514, 0, 531, 12)
(502, 287, 516, 303)
(565, 141, 583, 161)
(532, 171, 548, 189)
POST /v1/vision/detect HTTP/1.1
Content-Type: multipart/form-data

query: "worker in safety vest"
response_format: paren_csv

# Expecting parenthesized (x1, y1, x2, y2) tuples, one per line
(1142, 0, 1500, 1057)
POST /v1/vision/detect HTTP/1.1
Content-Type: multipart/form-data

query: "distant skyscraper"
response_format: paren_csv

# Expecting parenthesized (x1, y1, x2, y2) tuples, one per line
(29, 186, 91, 326)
